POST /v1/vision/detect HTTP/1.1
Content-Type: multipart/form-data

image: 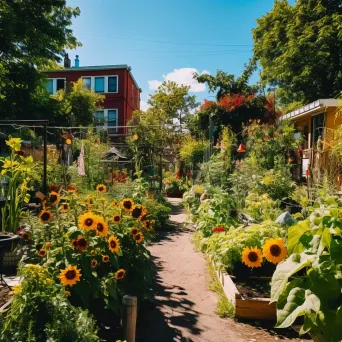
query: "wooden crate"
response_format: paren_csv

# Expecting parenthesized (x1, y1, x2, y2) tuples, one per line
(213, 263, 276, 321)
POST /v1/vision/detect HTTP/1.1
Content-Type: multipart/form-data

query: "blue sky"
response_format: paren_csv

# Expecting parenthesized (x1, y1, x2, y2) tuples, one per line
(65, 0, 285, 108)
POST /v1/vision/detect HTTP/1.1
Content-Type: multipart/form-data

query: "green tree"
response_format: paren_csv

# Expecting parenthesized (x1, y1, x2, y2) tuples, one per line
(52, 79, 105, 126)
(194, 58, 258, 100)
(253, 0, 342, 106)
(0, 0, 80, 119)
(148, 81, 199, 132)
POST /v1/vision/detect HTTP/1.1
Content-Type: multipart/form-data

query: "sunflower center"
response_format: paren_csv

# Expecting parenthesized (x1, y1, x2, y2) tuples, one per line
(103, 257, 109, 262)
(248, 252, 258, 262)
(50, 195, 57, 203)
(63, 204, 68, 209)
(118, 271, 124, 277)
(110, 240, 117, 248)
(78, 238, 87, 247)
(132, 208, 142, 218)
(99, 187, 104, 191)
(114, 216, 120, 222)
(97, 223, 104, 232)
(65, 270, 76, 280)
(41, 212, 50, 221)
(124, 201, 132, 209)
(85, 218, 93, 226)
(135, 234, 141, 240)
(270, 244, 281, 257)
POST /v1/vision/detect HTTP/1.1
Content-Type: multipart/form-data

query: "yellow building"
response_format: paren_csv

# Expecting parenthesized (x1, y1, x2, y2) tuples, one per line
(280, 99, 340, 178)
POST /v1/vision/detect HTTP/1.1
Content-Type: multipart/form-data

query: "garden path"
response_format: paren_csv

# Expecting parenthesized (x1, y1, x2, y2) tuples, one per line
(137, 198, 309, 342)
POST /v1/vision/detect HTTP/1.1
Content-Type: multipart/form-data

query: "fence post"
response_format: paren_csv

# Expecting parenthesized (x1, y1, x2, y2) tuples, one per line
(122, 295, 137, 342)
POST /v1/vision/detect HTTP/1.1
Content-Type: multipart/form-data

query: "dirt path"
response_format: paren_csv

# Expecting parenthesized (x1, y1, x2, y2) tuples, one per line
(137, 198, 308, 342)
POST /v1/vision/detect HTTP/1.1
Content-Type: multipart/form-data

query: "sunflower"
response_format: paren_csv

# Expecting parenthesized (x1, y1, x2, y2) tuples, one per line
(39, 209, 53, 224)
(241, 247, 263, 268)
(140, 212, 148, 222)
(108, 236, 120, 253)
(262, 238, 287, 264)
(60, 202, 70, 212)
(112, 200, 118, 207)
(95, 216, 108, 237)
(121, 198, 134, 212)
(71, 239, 78, 248)
(78, 212, 98, 230)
(134, 232, 144, 244)
(144, 220, 155, 232)
(114, 269, 126, 280)
(76, 237, 88, 251)
(49, 191, 60, 205)
(96, 184, 107, 193)
(102, 255, 110, 263)
(90, 249, 96, 255)
(113, 214, 121, 224)
(131, 204, 146, 219)
(38, 249, 46, 257)
(59, 266, 82, 286)
(130, 227, 139, 236)
(90, 259, 98, 268)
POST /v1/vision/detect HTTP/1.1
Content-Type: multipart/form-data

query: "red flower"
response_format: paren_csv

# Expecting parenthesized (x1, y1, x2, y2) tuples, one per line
(264, 136, 270, 141)
(212, 226, 225, 233)
(274, 131, 278, 136)
(200, 99, 216, 111)
(176, 170, 181, 180)
(49, 185, 60, 192)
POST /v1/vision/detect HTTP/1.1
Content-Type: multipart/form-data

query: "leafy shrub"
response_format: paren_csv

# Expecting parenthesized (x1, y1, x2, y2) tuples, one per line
(142, 198, 171, 230)
(271, 202, 342, 342)
(245, 192, 282, 221)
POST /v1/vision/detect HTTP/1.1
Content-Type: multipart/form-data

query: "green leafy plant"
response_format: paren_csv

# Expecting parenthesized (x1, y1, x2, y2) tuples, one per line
(271, 204, 342, 342)
(0, 138, 35, 232)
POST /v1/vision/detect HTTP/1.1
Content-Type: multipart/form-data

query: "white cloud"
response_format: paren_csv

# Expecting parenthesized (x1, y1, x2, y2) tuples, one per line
(140, 100, 151, 111)
(148, 68, 209, 93)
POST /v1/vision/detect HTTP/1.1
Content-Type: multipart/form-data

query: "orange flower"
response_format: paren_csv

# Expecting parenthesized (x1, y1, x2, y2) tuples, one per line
(114, 269, 126, 280)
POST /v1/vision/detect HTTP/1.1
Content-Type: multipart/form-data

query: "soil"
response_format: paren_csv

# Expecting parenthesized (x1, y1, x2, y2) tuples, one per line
(137, 198, 312, 342)
(236, 279, 271, 298)
(0, 286, 11, 308)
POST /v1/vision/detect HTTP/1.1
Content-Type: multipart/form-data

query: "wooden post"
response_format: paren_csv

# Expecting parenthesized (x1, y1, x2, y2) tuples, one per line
(122, 295, 137, 342)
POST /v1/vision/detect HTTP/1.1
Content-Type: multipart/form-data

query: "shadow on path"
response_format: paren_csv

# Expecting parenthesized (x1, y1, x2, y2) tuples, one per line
(137, 253, 201, 342)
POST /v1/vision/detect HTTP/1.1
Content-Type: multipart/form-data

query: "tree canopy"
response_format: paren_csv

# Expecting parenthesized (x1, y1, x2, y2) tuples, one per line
(253, 0, 342, 106)
(0, 0, 80, 119)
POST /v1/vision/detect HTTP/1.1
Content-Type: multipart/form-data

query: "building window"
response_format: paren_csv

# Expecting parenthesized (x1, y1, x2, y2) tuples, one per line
(83, 77, 91, 90)
(95, 110, 105, 125)
(108, 109, 118, 132)
(311, 113, 325, 148)
(47, 79, 53, 94)
(108, 76, 118, 93)
(95, 77, 104, 93)
(56, 79, 65, 92)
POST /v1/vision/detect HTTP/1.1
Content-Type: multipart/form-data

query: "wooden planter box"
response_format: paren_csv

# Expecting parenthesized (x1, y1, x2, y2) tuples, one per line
(213, 264, 276, 321)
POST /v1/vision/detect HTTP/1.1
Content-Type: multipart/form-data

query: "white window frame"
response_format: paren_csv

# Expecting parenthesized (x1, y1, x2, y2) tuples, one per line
(47, 78, 66, 94)
(94, 109, 118, 133)
(81, 75, 119, 93)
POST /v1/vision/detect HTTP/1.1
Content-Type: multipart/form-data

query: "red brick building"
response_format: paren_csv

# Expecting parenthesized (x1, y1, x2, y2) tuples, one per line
(44, 56, 141, 137)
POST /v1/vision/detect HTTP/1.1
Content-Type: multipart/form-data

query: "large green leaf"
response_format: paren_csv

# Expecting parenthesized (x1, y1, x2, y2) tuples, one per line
(271, 252, 316, 301)
(330, 237, 342, 265)
(287, 220, 310, 254)
(276, 288, 320, 328)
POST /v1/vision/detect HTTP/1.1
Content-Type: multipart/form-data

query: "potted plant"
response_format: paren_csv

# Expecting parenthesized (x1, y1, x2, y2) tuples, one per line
(0, 138, 35, 271)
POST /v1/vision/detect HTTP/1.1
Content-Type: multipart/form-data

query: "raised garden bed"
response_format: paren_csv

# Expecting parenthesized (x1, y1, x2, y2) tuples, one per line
(213, 263, 276, 321)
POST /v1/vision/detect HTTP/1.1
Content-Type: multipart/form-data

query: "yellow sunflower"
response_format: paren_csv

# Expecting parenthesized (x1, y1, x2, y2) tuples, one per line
(131, 204, 146, 219)
(108, 236, 120, 253)
(49, 191, 60, 205)
(96, 184, 107, 193)
(60, 202, 69, 212)
(102, 255, 110, 263)
(114, 269, 126, 280)
(120, 198, 134, 212)
(112, 200, 118, 207)
(95, 216, 108, 237)
(78, 212, 98, 230)
(140, 212, 148, 222)
(144, 220, 155, 232)
(76, 237, 88, 252)
(130, 227, 139, 236)
(113, 214, 121, 224)
(38, 249, 46, 257)
(39, 209, 53, 224)
(134, 232, 144, 244)
(241, 247, 263, 268)
(262, 238, 287, 264)
(90, 259, 98, 268)
(59, 266, 82, 286)
(71, 239, 78, 248)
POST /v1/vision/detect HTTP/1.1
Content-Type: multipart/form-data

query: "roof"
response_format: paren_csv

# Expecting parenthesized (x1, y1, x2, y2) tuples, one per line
(45, 64, 129, 72)
(280, 99, 339, 121)
(44, 64, 141, 91)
